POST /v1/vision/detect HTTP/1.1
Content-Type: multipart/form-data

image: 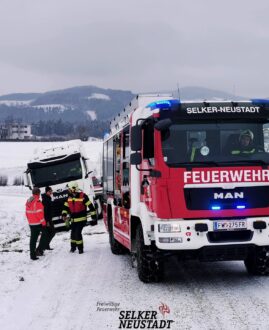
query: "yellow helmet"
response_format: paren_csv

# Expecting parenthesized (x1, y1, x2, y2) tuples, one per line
(67, 181, 79, 191)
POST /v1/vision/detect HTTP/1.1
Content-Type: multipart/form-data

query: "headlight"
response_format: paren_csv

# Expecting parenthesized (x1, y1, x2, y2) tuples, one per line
(158, 223, 181, 233)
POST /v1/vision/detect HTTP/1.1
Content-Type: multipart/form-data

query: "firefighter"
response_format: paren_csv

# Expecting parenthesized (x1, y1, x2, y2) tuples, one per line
(25, 187, 46, 260)
(62, 181, 97, 254)
(40, 186, 55, 250)
(231, 130, 255, 155)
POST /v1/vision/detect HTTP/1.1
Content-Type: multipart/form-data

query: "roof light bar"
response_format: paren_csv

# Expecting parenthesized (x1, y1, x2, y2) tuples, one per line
(251, 99, 269, 104)
(146, 99, 180, 110)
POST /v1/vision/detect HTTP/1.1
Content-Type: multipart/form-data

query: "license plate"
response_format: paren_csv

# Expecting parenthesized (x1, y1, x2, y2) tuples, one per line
(213, 220, 247, 231)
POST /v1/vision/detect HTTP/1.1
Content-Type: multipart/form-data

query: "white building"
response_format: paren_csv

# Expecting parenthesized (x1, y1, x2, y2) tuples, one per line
(7, 123, 31, 140)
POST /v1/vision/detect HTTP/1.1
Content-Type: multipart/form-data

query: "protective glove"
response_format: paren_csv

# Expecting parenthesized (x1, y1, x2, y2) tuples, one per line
(90, 215, 97, 226)
(62, 215, 68, 227)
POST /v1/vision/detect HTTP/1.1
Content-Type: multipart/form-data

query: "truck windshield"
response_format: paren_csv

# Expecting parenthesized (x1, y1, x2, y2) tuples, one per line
(30, 159, 83, 186)
(161, 122, 269, 167)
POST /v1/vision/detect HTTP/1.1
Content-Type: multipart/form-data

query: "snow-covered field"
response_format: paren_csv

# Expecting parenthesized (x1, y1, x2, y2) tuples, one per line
(0, 140, 103, 184)
(1, 142, 269, 329)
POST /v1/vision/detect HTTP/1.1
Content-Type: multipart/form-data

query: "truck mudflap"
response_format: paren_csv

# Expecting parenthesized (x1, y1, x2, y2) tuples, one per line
(154, 218, 269, 250)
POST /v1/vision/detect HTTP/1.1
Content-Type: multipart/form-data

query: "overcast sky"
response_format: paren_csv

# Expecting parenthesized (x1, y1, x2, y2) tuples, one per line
(0, 0, 268, 97)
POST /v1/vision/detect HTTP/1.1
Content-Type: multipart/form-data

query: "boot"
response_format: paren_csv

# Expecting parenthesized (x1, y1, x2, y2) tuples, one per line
(70, 242, 76, 253)
(36, 249, 44, 256)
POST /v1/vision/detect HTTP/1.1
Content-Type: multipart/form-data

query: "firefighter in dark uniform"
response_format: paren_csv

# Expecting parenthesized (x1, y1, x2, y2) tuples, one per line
(41, 186, 55, 250)
(62, 181, 96, 254)
(231, 130, 255, 156)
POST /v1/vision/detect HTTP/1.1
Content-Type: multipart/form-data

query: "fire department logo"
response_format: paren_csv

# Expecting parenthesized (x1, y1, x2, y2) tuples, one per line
(159, 302, 170, 318)
(118, 304, 174, 328)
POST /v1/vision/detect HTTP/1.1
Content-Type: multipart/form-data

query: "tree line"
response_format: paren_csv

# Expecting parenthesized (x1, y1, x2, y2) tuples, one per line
(32, 119, 109, 140)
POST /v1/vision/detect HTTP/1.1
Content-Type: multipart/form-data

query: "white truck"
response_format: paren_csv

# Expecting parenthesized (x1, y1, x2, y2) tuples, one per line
(24, 140, 102, 229)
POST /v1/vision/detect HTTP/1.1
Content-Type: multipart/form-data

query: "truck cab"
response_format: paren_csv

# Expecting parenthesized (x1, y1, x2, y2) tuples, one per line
(103, 95, 269, 282)
(25, 140, 101, 229)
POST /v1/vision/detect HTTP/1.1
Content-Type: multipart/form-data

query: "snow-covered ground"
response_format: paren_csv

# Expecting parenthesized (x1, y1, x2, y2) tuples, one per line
(1, 142, 269, 329)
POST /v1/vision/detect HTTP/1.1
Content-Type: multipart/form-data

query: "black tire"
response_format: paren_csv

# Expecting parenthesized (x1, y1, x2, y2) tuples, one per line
(108, 217, 126, 255)
(136, 224, 163, 283)
(244, 246, 269, 275)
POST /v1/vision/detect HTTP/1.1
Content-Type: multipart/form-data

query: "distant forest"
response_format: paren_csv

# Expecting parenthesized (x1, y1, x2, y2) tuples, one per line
(32, 119, 109, 140)
(0, 84, 245, 141)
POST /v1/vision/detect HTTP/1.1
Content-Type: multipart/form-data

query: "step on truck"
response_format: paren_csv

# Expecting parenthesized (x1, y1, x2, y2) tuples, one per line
(102, 94, 269, 282)
(24, 139, 102, 230)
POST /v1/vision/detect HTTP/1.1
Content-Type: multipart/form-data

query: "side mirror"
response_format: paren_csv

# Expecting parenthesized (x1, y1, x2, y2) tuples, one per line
(85, 170, 93, 179)
(154, 118, 172, 131)
(131, 125, 142, 151)
(130, 152, 142, 165)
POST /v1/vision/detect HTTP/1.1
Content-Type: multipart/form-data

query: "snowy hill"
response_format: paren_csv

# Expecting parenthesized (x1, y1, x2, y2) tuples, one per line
(0, 86, 134, 123)
(0, 85, 247, 125)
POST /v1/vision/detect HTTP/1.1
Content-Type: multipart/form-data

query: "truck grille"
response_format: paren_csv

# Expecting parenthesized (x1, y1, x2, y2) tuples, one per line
(199, 244, 254, 261)
(207, 230, 253, 243)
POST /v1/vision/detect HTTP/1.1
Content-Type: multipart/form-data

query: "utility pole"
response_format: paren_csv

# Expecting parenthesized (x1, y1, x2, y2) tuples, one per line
(177, 82, 181, 100)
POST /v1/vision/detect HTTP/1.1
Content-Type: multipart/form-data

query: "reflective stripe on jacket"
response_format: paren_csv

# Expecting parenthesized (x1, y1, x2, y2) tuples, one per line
(231, 148, 255, 155)
(190, 147, 197, 162)
(25, 195, 46, 226)
(62, 191, 96, 222)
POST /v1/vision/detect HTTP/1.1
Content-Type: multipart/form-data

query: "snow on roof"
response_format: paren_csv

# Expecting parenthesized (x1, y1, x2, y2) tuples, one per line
(30, 139, 83, 162)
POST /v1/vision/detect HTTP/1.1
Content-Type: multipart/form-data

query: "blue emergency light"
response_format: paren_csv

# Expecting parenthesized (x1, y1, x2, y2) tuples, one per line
(211, 205, 221, 210)
(236, 205, 246, 209)
(146, 99, 180, 110)
(210, 204, 246, 210)
(251, 99, 269, 104)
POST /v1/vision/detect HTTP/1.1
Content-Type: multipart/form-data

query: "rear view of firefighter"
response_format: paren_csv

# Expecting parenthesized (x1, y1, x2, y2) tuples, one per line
(25, 187, 47, 260)
(62, 181, 97, 254)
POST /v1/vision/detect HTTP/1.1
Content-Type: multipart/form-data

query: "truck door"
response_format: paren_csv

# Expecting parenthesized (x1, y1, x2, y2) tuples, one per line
(113, 129, 130, 247)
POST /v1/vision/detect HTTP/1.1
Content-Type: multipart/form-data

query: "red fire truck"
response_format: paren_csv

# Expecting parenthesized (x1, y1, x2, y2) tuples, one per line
(103, 94, 269, 282)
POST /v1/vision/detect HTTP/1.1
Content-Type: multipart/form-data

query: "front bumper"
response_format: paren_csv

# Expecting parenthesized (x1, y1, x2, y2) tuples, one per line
(154, 217, 269, 250)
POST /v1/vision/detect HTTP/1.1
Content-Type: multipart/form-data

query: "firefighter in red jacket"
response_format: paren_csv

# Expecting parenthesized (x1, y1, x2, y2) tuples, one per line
(62, 181, 97, 254)
(25, 187, 47, 260)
